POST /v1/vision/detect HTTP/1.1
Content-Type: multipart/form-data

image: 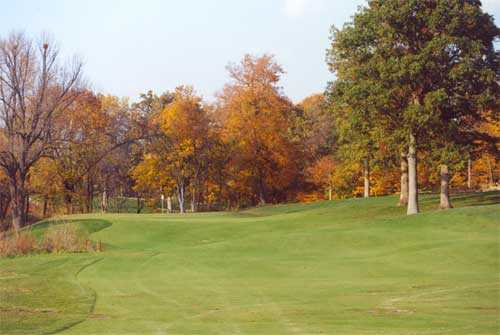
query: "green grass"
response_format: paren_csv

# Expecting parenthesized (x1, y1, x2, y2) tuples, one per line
(1, 192, 499, 335)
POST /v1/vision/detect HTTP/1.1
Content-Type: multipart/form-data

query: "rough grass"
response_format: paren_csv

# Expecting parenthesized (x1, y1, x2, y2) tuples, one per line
(0, 219, 108, 257)
(0, 192, 498, 335)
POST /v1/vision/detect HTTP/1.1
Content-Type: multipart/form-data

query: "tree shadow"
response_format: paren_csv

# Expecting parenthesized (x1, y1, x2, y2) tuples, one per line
(450, 191, 500, 208)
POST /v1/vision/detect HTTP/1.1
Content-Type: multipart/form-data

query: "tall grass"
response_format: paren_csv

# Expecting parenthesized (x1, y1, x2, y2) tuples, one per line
(0, 221, 102, 257)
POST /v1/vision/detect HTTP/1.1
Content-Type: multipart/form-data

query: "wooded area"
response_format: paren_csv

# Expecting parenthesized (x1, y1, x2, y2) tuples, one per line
(0, 1, 498, 231)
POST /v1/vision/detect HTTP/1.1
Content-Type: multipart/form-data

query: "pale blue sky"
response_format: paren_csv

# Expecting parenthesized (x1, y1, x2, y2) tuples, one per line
(2, 0, 499, 102)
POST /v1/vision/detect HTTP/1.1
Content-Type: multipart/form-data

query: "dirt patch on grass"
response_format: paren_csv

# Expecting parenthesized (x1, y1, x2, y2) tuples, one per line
(0, 286, 33, 293)
(0, 306, 58, 315)
(371, 307, 416, 315)
(0, 271, 27, 280)
(89, 313, 108, 320)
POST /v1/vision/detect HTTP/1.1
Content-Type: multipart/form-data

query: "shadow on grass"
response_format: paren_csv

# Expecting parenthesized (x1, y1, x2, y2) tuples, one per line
(416, 191, 499, 211)
(30, 218, 113, 236)
(450, 191, 500, 208)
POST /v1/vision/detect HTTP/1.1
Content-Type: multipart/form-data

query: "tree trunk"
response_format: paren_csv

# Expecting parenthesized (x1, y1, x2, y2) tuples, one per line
(101, 189, 108, 213)
(8, 173, 27, 232)
(486, 157, 494, 187)
(190, 185, 197, 212)
(328, 186, 332, 201)
(63, 181, 75, 214)
(65, 193, 73, 214)
(467, 157, 472, 190)
(398, 152, 409, 206)
(439, 164, 452, 209)
(257, 171, 266, 205)
(0, 193, 9, 221)
(9, 189, 24, 232)
(136, 196, 143, 214)
(25, 192, 29, 222)
(86, 175, 93, 213)
(259, 191, 266, 205)
(363, 158, 370, 198)
(407, 132, 419, 215)
(177, 183, 185, 214)
(167, 196, 172, 213)
(43, 195, 48, 217)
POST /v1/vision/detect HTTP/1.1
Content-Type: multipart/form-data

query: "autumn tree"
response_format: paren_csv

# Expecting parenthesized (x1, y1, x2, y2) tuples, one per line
(160, 86, 210, 212)
(0, 32, 83, 230)
(50, 92, 141, 214)
(129, 90, 174, 212)
(29, 157, 61, 217)
(132, 86, 210, 213)
(306, 156, 335, 200)
(293, 94, 335, 162)
(472, 115, 499, 189)
(217, 54, 300, 206)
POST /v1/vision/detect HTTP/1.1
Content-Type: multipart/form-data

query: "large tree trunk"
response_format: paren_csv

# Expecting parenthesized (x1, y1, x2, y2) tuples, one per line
(9, 179, 26, 232)
(328, 185, 332, 201)
(467, 157, 472, 190)
(407, 132, 419, 215)
(363, 158, 370, 198)
(439, 164, 453, 209)
(399, 152, 409, 206)
(8, 171, 28, 232)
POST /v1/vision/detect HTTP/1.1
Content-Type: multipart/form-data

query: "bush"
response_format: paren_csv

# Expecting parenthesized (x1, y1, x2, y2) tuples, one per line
(0, 221, 102, 257)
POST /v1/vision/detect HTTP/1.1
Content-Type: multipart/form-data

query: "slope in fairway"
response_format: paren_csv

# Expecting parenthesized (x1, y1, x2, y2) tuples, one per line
(1, 192, 499, 335)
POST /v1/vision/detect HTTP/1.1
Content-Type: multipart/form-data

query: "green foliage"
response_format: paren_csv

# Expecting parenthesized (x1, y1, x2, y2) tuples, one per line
(327, 0, 499, 143)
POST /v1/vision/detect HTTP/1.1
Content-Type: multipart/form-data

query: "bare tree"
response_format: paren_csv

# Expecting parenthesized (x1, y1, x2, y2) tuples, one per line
(0, 32, 83, 231)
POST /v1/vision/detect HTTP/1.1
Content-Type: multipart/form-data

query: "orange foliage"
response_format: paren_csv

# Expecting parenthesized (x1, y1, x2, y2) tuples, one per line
(132, 86, 211, 212)
(217, 54, 301, 205)
(306, 156, 335, 199)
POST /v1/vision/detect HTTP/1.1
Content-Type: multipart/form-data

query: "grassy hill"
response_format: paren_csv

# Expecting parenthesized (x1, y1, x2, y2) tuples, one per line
(1, 192, 499, 335)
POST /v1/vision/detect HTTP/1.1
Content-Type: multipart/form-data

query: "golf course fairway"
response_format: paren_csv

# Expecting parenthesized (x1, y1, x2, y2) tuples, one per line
(1, 192, 499, 335)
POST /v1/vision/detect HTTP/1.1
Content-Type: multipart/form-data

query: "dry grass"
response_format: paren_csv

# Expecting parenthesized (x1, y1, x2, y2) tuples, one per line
(0, 221, 102, 257)
(0, 231, 37, 257)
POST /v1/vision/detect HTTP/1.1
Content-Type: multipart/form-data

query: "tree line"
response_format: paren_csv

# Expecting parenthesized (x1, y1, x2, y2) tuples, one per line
(0, 0, 498, 230)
